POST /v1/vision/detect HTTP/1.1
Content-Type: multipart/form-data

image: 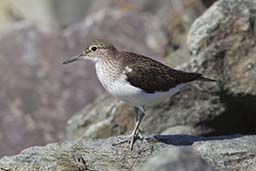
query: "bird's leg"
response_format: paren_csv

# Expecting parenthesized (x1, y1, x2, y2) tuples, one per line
(112, 106, 145, 150)
(136, 107, 145, 133)
(136, 109, 145, 133)
(129, 106, 145, 150)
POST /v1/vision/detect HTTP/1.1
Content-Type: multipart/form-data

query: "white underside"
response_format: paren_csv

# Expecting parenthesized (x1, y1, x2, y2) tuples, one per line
(96, 63, 186, 106)
(110, 79, 185, 106)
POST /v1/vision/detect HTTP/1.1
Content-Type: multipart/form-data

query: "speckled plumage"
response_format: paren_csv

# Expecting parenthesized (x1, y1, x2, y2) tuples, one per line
(63, 40, 216, 150)
(117, 52, 204, 93)
(64, 40, 215, 105)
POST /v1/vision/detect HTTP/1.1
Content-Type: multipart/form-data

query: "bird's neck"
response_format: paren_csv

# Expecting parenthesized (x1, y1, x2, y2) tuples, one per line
(95, 56, 119, 72)
(95, 49, 120, 70)
(95, 53, 121, 81)
(94, 58, 121, 93)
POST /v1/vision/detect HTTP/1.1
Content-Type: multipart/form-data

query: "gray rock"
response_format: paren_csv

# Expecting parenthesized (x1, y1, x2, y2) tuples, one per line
(138, 148, 215, 171)
(157, 0, 206, 51)
(188, 0, 256, 95)
(187, 0, 256, 134)
(0, 134, 255, 171)
(0, 136, 168, 171)
(0, 22, 104, 156)
(87, 0, 207, 51)
(64, 7, 167, 59)
(87, 0, 177, 16)
(193, 135, 256, 171)
(66, 95, 135, 140)
(161, 125, 199, 136)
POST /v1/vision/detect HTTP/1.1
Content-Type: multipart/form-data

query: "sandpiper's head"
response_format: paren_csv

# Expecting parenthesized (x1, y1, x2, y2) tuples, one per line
(63, 40, 116, 64)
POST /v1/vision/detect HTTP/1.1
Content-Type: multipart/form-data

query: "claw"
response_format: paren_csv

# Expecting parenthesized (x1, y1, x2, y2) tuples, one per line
(112, 133, 145, 150)
(112, 138, 130, 146)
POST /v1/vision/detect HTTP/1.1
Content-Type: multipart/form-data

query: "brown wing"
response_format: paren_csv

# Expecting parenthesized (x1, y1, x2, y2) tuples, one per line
(119, 52, 202, 94)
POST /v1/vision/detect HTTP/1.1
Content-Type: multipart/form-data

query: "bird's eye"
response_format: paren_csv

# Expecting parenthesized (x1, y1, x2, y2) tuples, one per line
(90, 46, 97, 51)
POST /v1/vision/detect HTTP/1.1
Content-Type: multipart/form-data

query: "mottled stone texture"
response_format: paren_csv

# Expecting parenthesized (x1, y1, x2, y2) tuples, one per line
(188, 0, 256, 96)
(187, 0, 256, 134)
(0, 135, 255, 171)
(0, 22, 104, 156)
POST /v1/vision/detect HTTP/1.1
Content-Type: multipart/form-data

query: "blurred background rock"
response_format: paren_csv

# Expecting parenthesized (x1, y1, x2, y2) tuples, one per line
(0, 0, 90, 27)
(0, 0, 219, 156)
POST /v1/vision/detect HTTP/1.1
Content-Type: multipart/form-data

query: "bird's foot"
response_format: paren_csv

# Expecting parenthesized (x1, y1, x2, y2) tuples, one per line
(112, 132, 147, 151)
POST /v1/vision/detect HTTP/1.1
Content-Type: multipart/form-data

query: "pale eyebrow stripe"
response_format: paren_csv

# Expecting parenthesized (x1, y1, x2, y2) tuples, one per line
(84, 46, 110, 52)
(98, 46, 112, 49)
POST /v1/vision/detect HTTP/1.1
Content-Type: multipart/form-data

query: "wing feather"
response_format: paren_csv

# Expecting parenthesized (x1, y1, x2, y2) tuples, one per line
(119, 52, 201, 93)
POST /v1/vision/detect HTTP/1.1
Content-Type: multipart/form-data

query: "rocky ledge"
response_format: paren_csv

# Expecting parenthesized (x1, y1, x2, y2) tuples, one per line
(0, 134, 255, 171)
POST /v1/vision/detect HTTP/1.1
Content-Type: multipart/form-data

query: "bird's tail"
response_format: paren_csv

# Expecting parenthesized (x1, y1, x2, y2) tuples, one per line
(198, 75, 216, 82)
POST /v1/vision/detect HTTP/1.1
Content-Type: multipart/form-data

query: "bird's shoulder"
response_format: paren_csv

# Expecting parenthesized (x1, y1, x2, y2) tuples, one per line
(118, 52, 169, 70)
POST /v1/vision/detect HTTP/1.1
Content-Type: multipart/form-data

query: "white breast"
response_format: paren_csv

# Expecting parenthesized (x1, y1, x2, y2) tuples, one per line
(95, 62, 186, 106)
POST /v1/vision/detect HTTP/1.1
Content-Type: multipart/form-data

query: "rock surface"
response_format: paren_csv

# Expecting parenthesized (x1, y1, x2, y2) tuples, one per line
(187, 0, 256, 134)
(0, 134, 255, 171)
(88, 0, 207, 51)
(65, 7, 167, 59)
(138, 148, 215, 171)
(0, 22, 102, 156)
(188, 0, 256, 95)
